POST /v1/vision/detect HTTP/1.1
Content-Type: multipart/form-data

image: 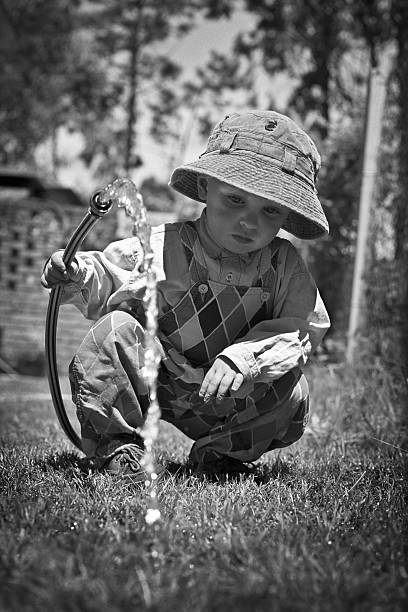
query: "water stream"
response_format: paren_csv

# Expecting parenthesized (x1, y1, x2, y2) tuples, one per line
(99, 177, 162, 524)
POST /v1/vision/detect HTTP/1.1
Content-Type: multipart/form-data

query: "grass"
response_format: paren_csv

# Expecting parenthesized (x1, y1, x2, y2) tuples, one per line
(0, 360, 407, 612)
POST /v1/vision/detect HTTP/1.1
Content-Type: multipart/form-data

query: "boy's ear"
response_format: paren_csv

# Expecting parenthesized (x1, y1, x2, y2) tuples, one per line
(196, 175, 208, 200)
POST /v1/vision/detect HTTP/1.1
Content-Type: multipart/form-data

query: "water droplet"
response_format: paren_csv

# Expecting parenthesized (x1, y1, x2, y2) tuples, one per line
(145, 508, 161, 525)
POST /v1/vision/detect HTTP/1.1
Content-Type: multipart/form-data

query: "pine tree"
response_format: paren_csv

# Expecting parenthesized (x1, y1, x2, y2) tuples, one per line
(79, 0, 202, 176)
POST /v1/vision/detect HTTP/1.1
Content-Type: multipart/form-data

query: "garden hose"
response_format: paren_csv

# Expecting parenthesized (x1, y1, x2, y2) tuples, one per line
(45, 191, 113, 450)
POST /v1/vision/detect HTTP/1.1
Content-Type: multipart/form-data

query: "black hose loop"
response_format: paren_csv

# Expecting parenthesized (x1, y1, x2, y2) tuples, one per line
(45, 194, 114, 450)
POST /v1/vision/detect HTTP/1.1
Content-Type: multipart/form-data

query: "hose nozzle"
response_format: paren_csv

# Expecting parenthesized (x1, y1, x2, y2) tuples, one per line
(89, 191, 114, 217)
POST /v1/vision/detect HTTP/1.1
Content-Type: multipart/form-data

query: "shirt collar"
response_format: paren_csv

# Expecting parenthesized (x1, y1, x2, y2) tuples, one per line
(195, 209, 257, 264)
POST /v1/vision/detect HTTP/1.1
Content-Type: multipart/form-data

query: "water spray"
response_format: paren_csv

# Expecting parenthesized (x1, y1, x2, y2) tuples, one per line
(45, 178, 162, 524)
(98, 178, 162, 524)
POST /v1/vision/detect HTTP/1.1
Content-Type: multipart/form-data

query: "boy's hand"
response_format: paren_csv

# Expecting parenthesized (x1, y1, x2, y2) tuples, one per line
(41, 251, 81, 289)
(199, 357, 244, 404)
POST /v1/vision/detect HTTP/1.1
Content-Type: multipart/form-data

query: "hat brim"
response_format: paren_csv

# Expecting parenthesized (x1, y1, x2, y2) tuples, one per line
(170, 151, 329, 240)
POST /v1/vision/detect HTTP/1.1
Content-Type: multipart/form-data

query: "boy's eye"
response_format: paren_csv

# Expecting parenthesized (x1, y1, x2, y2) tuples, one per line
(227, 194, 245, 205)
(265, 207, 281, 216)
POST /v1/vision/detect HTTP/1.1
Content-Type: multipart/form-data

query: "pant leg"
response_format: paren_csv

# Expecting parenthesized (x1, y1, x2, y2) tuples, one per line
(69, 310, 156, 461)
(166, 368, 309, 464)
(70, 311, 309, 466)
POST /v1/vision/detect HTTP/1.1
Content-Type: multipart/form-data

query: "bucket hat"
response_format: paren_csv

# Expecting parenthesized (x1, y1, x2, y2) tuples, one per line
(170, 110, 329, 239)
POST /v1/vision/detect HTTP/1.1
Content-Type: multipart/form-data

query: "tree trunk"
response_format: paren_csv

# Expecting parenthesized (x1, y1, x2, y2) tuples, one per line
(124, 11, 140, 174)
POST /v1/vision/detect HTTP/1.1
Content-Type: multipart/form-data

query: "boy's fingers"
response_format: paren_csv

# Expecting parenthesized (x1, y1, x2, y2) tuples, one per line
(231, 373, 244, 391)
(200, 377, 244, 404)
(215, 372, 235, 402)
(41, 264, 62, 287)
(41, 252, 80, 288)
(66, 260, 80, 280)
(50, 251, 67, 274)
(199, 369, 222, 401)
(199, 359, 242, 402)
(40, 274, 53, 289)
(40, 275, 49, 288)
(201, 378, 220, 400)
(201, 373, 236, 403)
(199, 364, 216, 397)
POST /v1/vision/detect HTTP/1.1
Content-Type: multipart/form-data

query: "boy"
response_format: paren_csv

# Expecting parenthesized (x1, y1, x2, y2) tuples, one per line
(41, 110, 330, 478)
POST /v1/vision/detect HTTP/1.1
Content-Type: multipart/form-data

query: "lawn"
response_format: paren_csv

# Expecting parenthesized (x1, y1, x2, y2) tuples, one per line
(0, 361, 407, 612)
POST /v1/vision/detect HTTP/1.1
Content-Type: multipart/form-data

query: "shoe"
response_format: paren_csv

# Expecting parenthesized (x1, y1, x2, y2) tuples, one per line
(105, 444, 165, 483)
(192, 456, 256, 478)
(105, 444, 147, 482)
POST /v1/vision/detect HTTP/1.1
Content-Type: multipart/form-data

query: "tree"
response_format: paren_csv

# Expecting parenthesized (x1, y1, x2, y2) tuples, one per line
(0, 0, 123, 180)
(183, 50, 256, 139)
(139, 175, 175, 212)
(238, 0, 360, 139)
(0, 0, 81, 168)
(0, 0, 212, 179)
(78, 0, 205, 177)
(185, 0, 369, 141)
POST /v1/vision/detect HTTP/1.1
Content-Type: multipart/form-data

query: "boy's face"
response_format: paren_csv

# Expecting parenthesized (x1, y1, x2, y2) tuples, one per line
(198, 177, 289, 255)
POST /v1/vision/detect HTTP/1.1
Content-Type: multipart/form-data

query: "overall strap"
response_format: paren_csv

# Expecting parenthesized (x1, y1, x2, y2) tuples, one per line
(178, 221, 209, 284)
(254, 241, 281, 317)
(260, 241, 281, 289)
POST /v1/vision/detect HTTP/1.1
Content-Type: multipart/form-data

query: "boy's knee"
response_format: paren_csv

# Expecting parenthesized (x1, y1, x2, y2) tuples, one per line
(94, 310, 144, 342)
(269, 368, 309, 412)
(275, 374, 310, 447)
(279, 395, 309, 446)
(107, 309, 141, 330)
(73, 310, 145, 363)
(290, 372, 309, 406)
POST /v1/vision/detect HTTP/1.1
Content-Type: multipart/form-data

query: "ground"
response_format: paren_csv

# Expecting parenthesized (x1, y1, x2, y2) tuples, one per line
(0, 363, 407, 612)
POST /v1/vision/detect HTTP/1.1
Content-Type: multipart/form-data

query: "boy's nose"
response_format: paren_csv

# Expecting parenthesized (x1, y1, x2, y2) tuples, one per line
(239, 213, 258, 231)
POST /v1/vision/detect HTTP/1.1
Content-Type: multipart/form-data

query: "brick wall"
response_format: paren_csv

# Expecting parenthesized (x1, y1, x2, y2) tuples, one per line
(0, 197, 117, 375)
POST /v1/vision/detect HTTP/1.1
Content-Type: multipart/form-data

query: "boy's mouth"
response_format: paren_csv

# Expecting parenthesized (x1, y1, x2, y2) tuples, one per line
(231, 233, 253, 244)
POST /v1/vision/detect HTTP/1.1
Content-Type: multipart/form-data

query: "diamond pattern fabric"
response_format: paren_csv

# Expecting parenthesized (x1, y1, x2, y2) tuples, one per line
(70, 221, 310, 464)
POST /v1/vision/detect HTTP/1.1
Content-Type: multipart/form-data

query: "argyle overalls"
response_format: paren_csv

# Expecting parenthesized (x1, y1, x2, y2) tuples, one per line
(69, 222, 309, 464)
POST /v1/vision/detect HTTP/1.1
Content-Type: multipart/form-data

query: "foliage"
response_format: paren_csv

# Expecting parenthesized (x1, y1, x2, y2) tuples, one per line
(185, 0, 375, 138)
(0, 365, 407, 611)
(77, 0, 206, 177)
(139, 175, 175, 212)
(183, 49, 256, 138)
(0, 0, 83, 167)
(237, 0, 358, 138)
(0, 0, 215, 178)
